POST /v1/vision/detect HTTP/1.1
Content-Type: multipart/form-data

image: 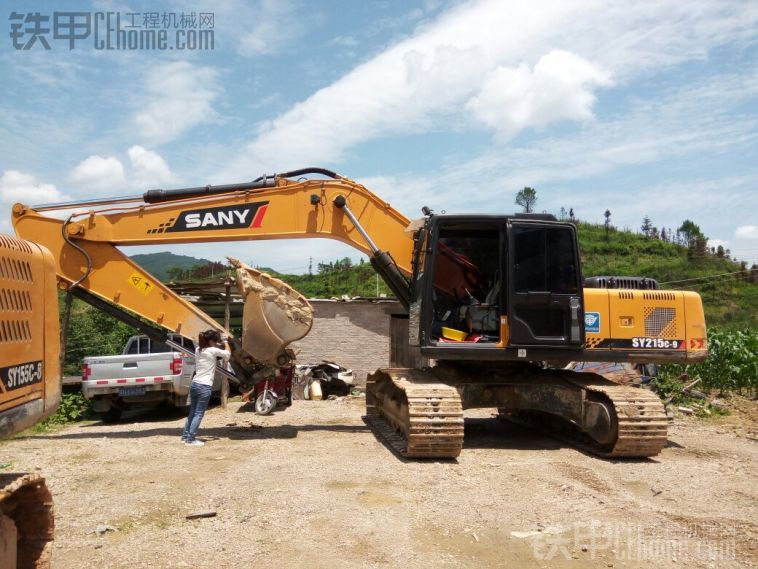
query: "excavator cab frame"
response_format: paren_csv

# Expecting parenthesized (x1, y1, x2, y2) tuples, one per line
(411, 214, 586, 361)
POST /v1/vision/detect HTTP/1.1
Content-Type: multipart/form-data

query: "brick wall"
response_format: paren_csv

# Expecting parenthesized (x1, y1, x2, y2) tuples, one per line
(291, 299, 402, 386)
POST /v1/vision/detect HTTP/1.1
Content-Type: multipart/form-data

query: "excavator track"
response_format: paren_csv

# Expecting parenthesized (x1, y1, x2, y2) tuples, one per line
(366, 365, 666, 460)
(365, 369, 464, 459)
(501, 371, 668, 458)
(0, 472, 54, 569)
(569, 374, 668, 457)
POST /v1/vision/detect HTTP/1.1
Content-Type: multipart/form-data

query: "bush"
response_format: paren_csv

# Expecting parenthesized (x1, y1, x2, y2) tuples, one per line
(41, 393, 93, 427)
(659, 328, 758, 394)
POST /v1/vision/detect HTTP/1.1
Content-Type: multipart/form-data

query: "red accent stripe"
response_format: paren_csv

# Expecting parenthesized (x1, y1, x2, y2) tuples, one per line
(250, 204, 268, 228)
(154, 377, 164, 382)
(96, 380, 108, 385)
(135, 378, 146, 383)
(117, 379, 127, 384)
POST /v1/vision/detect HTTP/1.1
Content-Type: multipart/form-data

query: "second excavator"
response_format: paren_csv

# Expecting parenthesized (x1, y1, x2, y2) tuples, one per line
(9, 167, 707, 461)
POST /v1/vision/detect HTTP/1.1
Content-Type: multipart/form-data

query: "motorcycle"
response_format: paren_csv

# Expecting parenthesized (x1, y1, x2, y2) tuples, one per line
(251, 366, 294, 415)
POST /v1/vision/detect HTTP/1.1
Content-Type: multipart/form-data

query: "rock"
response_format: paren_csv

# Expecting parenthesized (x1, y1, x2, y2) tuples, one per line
(710, 399, 726, 410)
(93, 524, 118, 536)
(94, 544, 103, 550)
(677, 407, 694, 415)
(686, 389, 707, 399)
(581, 545, 588, 552)
(186, 510, 217, 520)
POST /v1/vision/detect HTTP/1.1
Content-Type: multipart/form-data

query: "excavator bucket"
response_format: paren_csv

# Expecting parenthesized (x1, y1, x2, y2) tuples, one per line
(228, 258, 314, 365)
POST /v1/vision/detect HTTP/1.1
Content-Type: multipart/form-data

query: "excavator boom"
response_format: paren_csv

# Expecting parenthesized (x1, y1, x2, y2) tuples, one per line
(12, 171, 411, 346)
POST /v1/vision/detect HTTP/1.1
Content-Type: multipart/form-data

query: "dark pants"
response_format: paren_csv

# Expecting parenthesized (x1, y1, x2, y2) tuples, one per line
(182, 382, 212, 442)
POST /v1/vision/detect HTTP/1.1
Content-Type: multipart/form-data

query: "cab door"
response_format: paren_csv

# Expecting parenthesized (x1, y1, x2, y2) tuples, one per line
(507, 222, 584, 346)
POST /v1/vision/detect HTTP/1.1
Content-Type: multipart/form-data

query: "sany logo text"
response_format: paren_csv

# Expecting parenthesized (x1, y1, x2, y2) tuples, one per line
(185, 209, 250, 229)
(165, 202, 269, 233)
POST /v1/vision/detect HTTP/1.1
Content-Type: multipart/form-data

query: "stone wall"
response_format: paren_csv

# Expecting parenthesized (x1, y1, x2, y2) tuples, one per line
(291, 299, 402, 386)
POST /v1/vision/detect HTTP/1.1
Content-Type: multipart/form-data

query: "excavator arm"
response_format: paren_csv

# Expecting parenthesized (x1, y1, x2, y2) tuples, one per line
(12, 170, 414, 346)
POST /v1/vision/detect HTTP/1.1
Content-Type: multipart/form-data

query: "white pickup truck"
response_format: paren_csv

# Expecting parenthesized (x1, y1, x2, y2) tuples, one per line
(82, 334, 223, 422)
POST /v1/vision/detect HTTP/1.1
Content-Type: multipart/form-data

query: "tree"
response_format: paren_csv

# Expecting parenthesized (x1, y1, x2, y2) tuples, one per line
(603, 209, 611, 239)
(61, 299, 134, 376)
(641, 216, 653, 236)
(569, 208, 575, 223)
(678, 219, 705, 247)
(167, 266, 188, 281)
(515, 187, 537, 213)
(559, 206, 567, 220)
(660, 228, 667, 242)
(716, 245, 725, 258)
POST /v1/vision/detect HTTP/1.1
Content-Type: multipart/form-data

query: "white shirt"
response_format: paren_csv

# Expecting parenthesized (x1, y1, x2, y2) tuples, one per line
(193, 346, 230, 386)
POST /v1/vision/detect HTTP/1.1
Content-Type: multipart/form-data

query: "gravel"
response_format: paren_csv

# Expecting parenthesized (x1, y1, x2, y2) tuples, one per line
(3, 398, 756, 568)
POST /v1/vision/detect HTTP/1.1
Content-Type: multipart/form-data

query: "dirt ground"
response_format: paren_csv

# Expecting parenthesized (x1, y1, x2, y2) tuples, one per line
(2, 398, 757, 569)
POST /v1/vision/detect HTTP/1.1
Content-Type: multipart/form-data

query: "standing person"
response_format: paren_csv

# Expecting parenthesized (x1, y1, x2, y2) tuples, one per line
(182, 329, 231, 446)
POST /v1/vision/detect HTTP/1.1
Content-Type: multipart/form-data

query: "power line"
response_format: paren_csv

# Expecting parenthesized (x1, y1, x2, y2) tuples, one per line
(660, 268, 758, 285)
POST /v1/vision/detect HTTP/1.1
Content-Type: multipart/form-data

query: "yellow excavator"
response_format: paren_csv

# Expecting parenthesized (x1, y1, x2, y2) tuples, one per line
(1, 167, 707, 567)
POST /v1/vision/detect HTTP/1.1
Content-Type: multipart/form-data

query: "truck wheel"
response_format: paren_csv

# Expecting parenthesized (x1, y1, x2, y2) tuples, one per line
(255, 392, 277, 415)
(100, 407, 123, 423)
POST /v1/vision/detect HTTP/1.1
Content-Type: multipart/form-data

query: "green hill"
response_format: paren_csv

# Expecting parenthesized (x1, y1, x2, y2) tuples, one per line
(264, 260, 393, 299)
(130, 252, 211, 281)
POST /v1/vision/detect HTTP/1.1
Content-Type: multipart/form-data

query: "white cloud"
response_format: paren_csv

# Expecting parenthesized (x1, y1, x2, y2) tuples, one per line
(332, 35, 359, 47)
(238, 0, 305, 56)
(221, 0, 758, 177)
(467, 50, 612, 137)
(68, 147, 175, 192)
(0, 170, 68, 205)
(735, 225, 758, 240)
(127, 146, 176, 188)
(133, 61, 220, 145)
(69, 155, 125, 190)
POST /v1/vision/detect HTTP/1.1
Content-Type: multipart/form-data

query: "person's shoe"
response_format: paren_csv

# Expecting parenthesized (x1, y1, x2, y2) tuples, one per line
(185, 440, 205, 446)
(180, 438, 188, 443)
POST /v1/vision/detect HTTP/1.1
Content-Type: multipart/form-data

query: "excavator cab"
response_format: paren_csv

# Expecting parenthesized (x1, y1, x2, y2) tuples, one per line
(411, 214, 585, 359)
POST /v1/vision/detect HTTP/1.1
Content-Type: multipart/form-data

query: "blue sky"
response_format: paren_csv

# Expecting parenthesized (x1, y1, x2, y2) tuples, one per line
(1, 0, 757, 273)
